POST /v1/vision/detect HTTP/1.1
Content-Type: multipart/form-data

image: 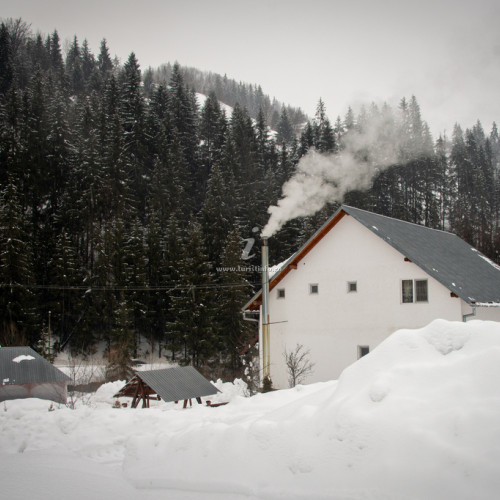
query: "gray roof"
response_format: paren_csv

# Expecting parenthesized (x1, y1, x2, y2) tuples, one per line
(342, 205, 500, 305)
(0, 346, 71, 385)
(121, 366, 220, 402)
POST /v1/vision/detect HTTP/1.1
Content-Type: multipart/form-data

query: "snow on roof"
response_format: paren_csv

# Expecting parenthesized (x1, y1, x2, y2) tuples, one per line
(12, 355, 35, 363)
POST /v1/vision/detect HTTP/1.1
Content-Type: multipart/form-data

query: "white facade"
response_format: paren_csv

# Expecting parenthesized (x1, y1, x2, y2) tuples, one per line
(261, 214, 500, 389)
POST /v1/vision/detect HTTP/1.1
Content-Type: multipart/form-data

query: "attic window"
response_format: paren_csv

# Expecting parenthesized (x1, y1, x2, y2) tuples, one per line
(402, 279, 428, 303)
(310, 284, 319, 294)
(277, 288, 285, 299)
(347, 281, 357, 293)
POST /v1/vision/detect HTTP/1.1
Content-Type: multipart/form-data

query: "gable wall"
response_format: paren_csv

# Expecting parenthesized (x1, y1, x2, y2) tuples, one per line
(267, 214, 464, 388)
(0, 382, 68, 404)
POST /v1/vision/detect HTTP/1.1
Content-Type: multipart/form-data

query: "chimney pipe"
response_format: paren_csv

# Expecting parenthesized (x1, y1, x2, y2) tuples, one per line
(261, 237, 270, 381)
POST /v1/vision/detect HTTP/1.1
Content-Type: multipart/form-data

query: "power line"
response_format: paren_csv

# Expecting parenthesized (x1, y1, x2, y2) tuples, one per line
(0, 282, 258, 292)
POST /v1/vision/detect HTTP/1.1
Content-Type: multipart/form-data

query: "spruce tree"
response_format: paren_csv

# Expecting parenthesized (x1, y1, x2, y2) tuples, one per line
(168, 218, 217, 367)
(65, 36, 84, 94)
(276, 107, 295, 146)
(0, 179, 37, 345)
(199, 90, 227, 195)
(47, 231, 82, 351)
(0, 22, 13, 96)
(218, 226, 255, 376)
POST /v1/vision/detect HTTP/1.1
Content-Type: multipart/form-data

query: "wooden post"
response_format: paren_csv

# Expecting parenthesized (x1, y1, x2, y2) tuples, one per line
(131, 378, 140, 408)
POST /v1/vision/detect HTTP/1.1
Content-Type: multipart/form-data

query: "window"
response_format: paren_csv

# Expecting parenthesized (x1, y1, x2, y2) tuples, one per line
(310, 284, 319, 294)
(347, 281, 357, 293)
(402, 279, 428, 303)
(277, 288, 285, 299)
(358, 346, 370, 359)
(402, 279, 413, 303)
(415, 280, 428, 302)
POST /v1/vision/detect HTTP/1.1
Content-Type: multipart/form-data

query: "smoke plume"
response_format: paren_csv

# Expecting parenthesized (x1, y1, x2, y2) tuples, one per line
(261, 110, 405, 238)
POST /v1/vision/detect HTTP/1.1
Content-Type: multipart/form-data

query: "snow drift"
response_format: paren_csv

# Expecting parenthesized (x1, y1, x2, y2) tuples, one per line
(1, 320, 500, 500)
(123, 319, 500, 499)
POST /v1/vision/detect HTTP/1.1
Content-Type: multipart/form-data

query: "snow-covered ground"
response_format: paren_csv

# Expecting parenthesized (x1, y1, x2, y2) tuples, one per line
(2, 319, 500, 499)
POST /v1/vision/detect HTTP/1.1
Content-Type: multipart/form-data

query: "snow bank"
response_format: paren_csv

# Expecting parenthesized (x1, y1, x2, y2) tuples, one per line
(123, 319, 500, 499)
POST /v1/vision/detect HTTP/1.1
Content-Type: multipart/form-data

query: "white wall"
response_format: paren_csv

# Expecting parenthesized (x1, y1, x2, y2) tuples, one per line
(0, 382, 68, 403)
(266, 214, 465, 389)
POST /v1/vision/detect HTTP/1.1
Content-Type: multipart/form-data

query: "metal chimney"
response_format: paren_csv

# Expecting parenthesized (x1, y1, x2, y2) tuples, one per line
(261, 237, 270, 381)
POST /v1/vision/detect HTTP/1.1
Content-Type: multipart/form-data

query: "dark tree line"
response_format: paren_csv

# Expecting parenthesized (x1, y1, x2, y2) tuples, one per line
(144, 63, 308, 134)
(0, 19, 498, 380)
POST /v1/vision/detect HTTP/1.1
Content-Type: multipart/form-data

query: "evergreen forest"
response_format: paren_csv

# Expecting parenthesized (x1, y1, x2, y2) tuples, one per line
(1, 19, 499, 379)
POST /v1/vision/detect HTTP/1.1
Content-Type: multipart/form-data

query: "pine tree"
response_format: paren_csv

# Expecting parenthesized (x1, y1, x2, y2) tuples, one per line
(119, 52, 147, 217)
(450, 124, 474, 243)
(48, 30, 64, 75)
(299, 121, 314, 157)
(276, 107, 295, 146)
(47, 231, 82, 351)
(145, 209, 168, 356)
(97, 38, 113, 75)
(65, 36, 84, 94)
(0, 22, 13, 96)
(123, 218, 148, 356)
(81, 39, 95, 87)
(0, 179, 37, 345)
(198, 91, 227, 200)
(168, 218, 217, 367)
(312, 99, 335, 153)
(167, 63, 199, 204)
(200, 162, 235, 267)
(218, 226, 255, 376)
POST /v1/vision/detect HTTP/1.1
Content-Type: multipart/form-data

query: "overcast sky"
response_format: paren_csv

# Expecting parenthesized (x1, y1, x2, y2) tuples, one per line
(2, 0, 500, 137)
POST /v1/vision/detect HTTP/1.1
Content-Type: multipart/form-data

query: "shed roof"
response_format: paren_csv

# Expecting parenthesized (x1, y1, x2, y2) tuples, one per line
(0, 346, 71, 385)
(244, 205, 500, 310)
(114, 366, 220, 403)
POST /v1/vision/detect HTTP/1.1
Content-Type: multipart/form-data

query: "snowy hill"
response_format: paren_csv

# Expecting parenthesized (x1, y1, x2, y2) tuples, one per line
(2, 319, 500, 499)
(196, 92, 278, 137)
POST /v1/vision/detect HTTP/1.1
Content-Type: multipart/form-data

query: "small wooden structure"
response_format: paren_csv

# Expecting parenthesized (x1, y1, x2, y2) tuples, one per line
(0, 346, 71, 404)
(114, 366, 220, 408)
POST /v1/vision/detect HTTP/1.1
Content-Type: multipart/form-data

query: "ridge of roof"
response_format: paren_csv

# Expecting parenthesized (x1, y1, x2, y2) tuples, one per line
(342, 204, 454, 235)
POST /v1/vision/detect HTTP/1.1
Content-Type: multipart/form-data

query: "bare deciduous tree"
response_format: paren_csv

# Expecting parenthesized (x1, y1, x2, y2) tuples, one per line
(283, 343, 315, 388)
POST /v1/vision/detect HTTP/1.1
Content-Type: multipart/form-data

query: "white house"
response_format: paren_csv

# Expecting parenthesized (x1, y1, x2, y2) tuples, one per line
(243, 205, 500, 389)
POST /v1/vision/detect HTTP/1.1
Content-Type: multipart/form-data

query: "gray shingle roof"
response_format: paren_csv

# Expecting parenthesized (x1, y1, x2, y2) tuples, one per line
(117, 366, 220, 403)
(0, 346, 71, 385)
(342, 205, 500, 305)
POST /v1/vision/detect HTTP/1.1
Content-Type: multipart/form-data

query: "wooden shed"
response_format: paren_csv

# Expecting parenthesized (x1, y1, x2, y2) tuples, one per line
(114, 366, 220, 408)
(0, 346, 71, 404)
